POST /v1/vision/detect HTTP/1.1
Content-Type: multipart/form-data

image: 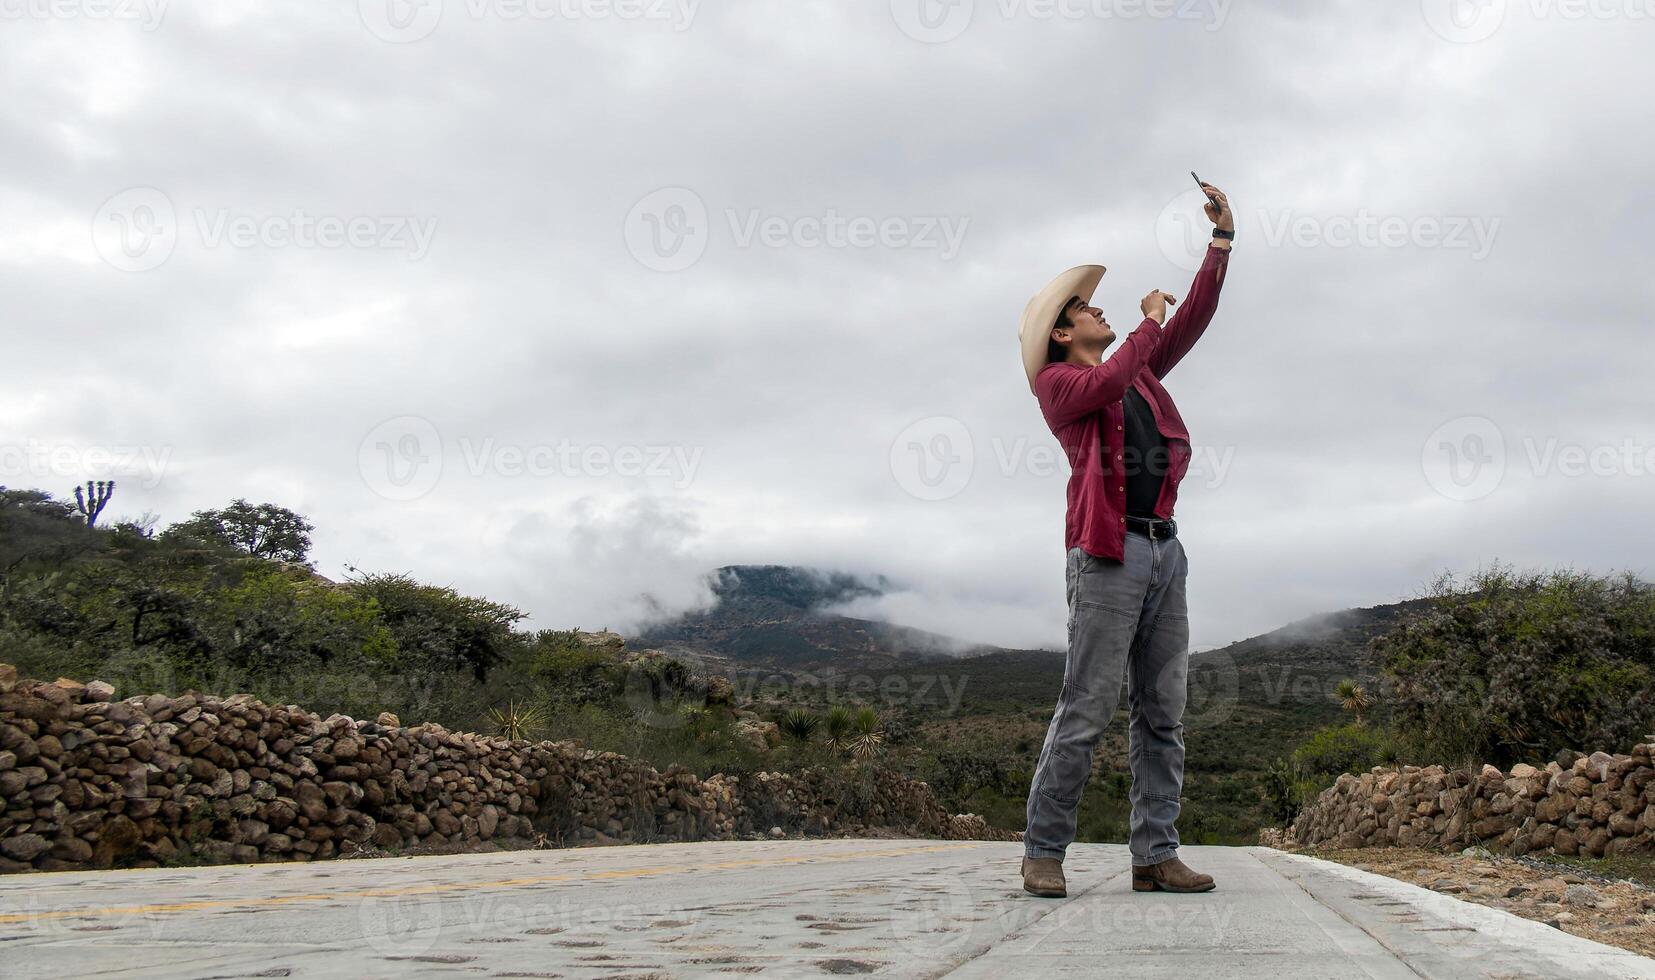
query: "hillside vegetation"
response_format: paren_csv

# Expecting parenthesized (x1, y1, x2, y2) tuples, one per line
(7, 484, 1648, 853)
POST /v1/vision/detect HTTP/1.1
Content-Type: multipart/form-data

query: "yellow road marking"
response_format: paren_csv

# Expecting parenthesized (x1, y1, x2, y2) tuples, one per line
(0, 842, 989, 924)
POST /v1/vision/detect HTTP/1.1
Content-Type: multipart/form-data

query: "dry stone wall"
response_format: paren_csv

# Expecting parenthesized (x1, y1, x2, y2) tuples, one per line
(0, 663, 1010, 874)
(1278, 743, 1655, 858)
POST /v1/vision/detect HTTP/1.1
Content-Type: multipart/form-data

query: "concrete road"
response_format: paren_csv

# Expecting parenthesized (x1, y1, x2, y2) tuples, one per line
(1, 839, 1650, 979)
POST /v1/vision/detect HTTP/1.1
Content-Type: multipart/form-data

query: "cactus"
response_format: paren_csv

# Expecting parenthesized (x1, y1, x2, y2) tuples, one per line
(72, 480, 115, 528)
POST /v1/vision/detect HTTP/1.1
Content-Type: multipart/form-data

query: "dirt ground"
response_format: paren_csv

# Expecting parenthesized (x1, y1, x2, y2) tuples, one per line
(1301, 845, 1655, 959)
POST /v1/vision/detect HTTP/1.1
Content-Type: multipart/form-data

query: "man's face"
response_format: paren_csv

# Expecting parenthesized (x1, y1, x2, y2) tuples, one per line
(1051, 295, 1114, 355)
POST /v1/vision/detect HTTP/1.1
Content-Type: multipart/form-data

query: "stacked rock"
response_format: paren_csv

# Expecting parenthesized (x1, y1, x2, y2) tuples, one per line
(0, 663, 1010, 874)
(1279, 745, 1655, 858)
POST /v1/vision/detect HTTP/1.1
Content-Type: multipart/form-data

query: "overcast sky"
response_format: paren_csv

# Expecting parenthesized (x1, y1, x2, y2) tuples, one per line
(3, 0, 1652, 652)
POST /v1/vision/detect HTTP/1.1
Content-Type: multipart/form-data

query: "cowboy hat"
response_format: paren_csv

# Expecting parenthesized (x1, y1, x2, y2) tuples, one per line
(1017, 264, 1106, 394)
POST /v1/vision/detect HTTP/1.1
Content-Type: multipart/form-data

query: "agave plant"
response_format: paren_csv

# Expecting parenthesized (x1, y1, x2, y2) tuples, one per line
(487, 700, 545, 742)
(779, 708, 819, 744)
(823, 704, 854, 750)
(848, 706, 886, 760)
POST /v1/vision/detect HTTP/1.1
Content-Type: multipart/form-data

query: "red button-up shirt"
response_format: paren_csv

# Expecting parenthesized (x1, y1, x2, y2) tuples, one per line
(1034, 244, 1230, 561)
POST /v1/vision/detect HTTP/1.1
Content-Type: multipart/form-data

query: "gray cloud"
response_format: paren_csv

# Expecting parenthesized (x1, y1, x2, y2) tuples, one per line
(3, 0, 1652, 652)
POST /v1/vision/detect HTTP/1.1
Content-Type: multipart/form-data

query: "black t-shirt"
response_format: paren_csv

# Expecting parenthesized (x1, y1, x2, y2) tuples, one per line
(1121, 388, 1169, 518)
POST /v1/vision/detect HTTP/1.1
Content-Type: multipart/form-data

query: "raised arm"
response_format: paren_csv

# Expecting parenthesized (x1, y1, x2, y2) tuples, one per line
(1037, 289, 1176, 426)
(1147, 244, 1230, 379)
(1148, 183, 1234, 380)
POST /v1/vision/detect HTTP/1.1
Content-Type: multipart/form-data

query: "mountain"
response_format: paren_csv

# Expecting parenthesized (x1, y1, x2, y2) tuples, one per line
(1193, 597, 1439, 676)
(632, 563, 1441, 843)
(635, 563, 1438, 686)
(632, 565, 995, 670)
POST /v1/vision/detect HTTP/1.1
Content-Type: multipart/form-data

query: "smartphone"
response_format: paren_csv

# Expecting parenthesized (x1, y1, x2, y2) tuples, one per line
(1191, 171, 1218, 205)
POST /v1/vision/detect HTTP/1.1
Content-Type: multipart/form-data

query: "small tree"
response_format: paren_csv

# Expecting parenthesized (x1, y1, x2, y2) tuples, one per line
(167, 499, 314, 564)
(72, 481, 116, 528)
(1334, 679, 1372, 726)
(347, 572, 524, 681)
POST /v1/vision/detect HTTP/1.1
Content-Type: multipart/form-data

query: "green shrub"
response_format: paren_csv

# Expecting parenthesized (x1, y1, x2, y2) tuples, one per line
(779, 708, 819, 743)
(346, 572, 524, 681)
(528, 630, 623, 699)
(1291, 723, 1399, 783)
(1374, 567, 1655, 765)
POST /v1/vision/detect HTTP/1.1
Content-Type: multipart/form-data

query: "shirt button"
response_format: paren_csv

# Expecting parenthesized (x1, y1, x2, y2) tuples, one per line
(1118, 486, 1125, 492)
(1116, 425, 1123, 431)
(1119, 517, 1126, 523)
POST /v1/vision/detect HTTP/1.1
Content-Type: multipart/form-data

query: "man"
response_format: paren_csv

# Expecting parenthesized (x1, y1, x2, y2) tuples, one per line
(1015, 183, 1233, 898)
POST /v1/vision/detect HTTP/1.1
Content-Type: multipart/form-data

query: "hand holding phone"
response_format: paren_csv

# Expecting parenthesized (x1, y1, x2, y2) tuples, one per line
(1190, 171, 1233, 234)
(1191, 171, 1218, 204)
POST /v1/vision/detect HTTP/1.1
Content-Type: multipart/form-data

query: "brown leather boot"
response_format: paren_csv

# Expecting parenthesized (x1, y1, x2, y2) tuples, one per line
(1021, 856, 1066, 898)
(1132, 856, 1215, 893)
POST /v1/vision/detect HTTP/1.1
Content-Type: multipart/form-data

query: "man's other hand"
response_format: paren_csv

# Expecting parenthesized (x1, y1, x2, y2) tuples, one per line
(1141, 290, 1178, 325)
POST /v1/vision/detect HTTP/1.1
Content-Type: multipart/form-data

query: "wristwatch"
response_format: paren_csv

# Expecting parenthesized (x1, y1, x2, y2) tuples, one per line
(1212, 228, 1235, 241)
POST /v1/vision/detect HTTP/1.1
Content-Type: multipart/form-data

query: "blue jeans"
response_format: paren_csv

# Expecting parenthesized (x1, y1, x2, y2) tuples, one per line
(1024, 531, 1191, 866)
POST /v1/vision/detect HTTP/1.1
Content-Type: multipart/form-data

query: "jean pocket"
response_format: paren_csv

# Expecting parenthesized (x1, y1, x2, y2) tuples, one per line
(1077, 550, 1113, 575)
(1066, 600, 1136, 694)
